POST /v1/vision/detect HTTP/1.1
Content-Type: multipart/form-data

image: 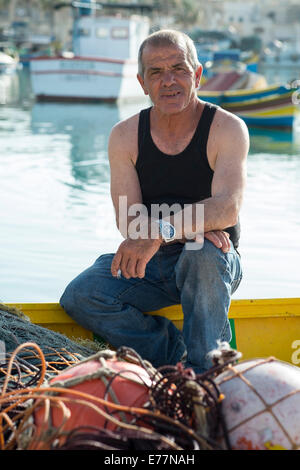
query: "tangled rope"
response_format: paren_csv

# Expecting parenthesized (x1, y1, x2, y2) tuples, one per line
(0, 339, 241, 451)
(0, 305, 244, 451)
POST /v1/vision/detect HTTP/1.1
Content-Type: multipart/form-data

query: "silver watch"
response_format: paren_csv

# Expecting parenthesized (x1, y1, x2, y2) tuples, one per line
(156, 219, 176, 243)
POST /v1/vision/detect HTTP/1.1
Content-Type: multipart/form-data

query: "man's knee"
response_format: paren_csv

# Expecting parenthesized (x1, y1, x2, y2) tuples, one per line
(180, 239, 227, 269)
(60, 263, 102, 313)
(60, 254, 119, 315)
(175, 239, 232, 293)
(59, 273, 85, 313)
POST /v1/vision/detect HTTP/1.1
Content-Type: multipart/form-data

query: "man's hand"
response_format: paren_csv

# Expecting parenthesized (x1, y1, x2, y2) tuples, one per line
(111, 238, 162, 279)
(204, 230, 231, 252)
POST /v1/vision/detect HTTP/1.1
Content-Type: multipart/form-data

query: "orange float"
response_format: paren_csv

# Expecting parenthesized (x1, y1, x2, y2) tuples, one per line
(32, 349, 153, 448)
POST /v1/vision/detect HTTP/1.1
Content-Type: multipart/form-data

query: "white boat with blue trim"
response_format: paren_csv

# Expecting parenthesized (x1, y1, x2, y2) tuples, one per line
(30, 1, 152, 102)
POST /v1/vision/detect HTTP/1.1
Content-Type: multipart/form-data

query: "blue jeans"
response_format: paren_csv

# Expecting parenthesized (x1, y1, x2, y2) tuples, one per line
(60, 239, 242, 373)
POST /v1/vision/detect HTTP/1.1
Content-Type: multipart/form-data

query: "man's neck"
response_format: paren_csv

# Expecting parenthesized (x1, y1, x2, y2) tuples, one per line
(151, 98, 204, 137)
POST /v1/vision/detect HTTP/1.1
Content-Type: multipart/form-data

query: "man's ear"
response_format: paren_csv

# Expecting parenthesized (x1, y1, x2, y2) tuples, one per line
(195, 64, 203, 89)
(137, 73, 149, 95)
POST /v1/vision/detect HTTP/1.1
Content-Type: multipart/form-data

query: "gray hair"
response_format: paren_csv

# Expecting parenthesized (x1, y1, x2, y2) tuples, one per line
(138, 29, 200, 77)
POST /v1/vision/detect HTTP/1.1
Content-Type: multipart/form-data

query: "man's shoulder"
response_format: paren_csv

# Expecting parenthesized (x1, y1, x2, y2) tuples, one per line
(110, 112, 140, 140)
(206, 105, 249, 166)
(108, 111, 141, 161)
(213, 106, 249, 138)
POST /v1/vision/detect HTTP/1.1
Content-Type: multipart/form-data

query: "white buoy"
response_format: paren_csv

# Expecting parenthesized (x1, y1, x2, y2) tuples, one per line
(215, 358, 300, 450)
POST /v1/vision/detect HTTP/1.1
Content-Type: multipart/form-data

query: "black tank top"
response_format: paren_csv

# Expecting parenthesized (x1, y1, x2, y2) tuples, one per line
(135, 102, 240, 248)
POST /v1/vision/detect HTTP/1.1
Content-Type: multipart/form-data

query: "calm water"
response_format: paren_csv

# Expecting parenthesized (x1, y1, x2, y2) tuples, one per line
(0, 68, 300, 302)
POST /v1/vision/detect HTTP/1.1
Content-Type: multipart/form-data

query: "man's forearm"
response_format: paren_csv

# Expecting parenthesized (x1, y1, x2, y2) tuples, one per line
(169, 195, 240, 241)
(115, 194, 240, 243)
(116, 211, 163, 241)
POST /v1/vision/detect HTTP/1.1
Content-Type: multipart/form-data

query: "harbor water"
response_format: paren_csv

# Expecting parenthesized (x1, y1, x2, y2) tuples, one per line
(0, 67, 300, 303)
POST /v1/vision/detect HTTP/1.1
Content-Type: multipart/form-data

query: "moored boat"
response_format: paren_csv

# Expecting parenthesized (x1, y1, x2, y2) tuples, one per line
(0, 51, 19, 75)
(5, 297, 300, 367)
(198, 75, 300, 128)
(29, 1, 152, 102)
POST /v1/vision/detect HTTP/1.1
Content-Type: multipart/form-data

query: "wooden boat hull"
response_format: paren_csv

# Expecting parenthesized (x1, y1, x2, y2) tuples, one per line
(232, 104, 296, 128)
(220, 84, 294, 103)
(5, 298, 300, 367)
(198, 84, 299, 128)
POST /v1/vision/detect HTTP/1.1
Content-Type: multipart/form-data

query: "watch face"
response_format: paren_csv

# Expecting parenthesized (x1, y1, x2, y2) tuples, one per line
(160, 220, 175, 240)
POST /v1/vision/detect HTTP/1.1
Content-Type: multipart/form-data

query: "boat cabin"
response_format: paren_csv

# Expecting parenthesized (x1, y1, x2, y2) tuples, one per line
(72, 14, 150, 60)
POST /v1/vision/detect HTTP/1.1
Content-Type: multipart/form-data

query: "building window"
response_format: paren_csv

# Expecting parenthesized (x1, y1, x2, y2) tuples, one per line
(78, 28, 90, 37)
(95, 27, 109, 38)
(111, 27, 128, 39)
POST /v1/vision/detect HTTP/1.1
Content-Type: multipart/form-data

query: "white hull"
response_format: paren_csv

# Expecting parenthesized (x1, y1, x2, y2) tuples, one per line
(30, 56, 145, 102)
(0, 52, 19, 75)
(0, 63, 18, 75)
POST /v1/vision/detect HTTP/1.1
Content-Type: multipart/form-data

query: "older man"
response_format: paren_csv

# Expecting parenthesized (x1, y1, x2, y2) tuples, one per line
(60, 30, 248, 373)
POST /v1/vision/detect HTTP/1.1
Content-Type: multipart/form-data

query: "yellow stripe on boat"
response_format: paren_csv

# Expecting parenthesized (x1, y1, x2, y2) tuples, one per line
(4, 298, 300, 367)
(223, 92, 294, 109)
(236, 105, 297, 118)
(223, 83, 289, 98)
(197, 90, 222, 97)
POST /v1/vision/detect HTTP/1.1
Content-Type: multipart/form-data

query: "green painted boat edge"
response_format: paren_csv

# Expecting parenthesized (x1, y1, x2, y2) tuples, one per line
(229, 318, 237, 349)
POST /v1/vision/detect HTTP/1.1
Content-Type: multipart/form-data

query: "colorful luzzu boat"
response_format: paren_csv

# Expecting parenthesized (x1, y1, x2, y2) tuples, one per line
(198, 74, 300, 128)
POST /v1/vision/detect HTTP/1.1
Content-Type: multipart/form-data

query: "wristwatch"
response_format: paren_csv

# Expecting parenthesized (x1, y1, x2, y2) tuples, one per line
(156, 219, 176, 243)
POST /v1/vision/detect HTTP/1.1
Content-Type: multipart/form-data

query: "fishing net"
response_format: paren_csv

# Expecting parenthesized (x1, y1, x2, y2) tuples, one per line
(0, 304, 103, 376)
(0, 303, 109, 449)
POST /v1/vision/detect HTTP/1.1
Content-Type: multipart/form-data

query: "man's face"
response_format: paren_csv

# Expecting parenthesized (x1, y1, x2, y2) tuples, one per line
(137, 44, 202, 115)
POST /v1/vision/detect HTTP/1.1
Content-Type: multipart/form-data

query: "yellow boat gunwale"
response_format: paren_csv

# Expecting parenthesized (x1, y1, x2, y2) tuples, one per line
(3, 298, 300, 366)
(5, 297, 300, 321)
